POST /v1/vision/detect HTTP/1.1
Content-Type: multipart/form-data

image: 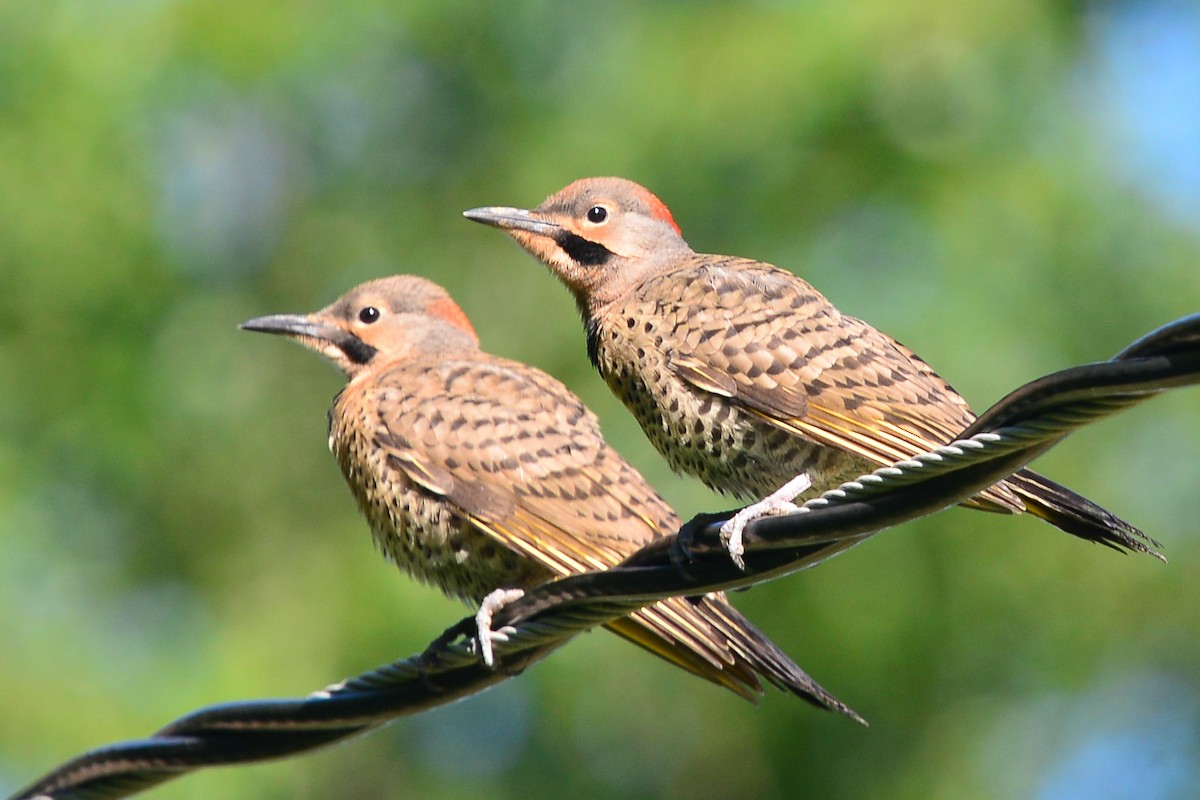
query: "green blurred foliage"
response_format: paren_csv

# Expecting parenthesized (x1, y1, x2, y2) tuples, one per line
(2, 1, 1198, 798)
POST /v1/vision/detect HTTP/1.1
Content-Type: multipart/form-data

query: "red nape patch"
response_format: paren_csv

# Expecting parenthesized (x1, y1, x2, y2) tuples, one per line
(428, 297, 478, 343)
(638, 187, 682, 236)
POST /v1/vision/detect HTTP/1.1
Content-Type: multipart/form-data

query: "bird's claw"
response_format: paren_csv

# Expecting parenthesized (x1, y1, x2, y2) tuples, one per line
(717, 517, 749, 571)
(475, 587, 526, 668)
(718, 473, 812, 570)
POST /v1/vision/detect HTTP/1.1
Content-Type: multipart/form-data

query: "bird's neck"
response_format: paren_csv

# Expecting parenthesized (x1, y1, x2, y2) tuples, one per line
(571, 252, 680, 321)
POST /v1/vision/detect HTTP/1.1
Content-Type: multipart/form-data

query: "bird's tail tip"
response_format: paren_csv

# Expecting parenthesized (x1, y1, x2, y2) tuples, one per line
(1008, 470, 1165, 561)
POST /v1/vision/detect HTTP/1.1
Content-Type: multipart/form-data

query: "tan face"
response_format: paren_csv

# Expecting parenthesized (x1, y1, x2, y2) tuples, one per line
(318, 288, 420, 368)
(536, 177, 682, 240)
(324, 276, 477, 344)
(240, 275, 478, 378)
(528, 197, 648, 261)
(464, 177, 691, 308)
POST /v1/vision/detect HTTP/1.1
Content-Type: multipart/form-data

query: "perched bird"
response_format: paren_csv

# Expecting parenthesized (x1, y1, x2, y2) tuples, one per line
(464, 177, 1162, 567)
(241, 274, 860, 717)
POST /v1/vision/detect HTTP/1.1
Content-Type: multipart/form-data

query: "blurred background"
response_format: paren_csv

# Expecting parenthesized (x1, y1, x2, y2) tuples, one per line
(2, 1, 1198, 798)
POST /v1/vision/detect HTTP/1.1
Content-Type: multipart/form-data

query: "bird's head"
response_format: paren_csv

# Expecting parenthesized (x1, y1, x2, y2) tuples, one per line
(240, 275, 479, 378)
(464, 177, 692, 314)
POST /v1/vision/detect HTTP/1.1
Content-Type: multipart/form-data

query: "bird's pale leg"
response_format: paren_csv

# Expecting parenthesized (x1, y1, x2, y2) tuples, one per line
(475, 587, 526, 667)
(720, 474, 813, 570)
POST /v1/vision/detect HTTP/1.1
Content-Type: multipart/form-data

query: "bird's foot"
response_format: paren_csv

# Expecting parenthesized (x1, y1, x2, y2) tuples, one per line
(719, 473, 813, 570)
(475, 587, 526, 668)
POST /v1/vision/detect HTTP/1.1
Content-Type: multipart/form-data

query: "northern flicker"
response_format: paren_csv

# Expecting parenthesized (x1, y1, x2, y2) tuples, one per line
(240, 274, 860, 717)
(464, 177, 1162, 567)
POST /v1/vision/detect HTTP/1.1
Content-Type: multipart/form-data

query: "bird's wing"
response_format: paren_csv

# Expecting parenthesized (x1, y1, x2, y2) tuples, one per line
(367, 356, 677, 576)
(654, 260, 1023, 511)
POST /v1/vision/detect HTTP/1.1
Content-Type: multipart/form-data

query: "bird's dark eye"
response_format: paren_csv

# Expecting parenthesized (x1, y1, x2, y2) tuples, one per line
(586, 205, 609, 224)
(358, 306, 381, 324)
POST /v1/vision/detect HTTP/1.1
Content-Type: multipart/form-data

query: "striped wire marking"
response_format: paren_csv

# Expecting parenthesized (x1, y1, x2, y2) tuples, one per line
(13, 313, 1200, 800)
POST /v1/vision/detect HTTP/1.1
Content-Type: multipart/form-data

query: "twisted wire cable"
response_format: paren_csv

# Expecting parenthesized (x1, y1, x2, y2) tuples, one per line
(12, 313, 1200, 800)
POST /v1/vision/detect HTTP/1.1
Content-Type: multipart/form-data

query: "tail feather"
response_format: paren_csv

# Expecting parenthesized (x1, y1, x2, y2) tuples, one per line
(606, 595, 865, 723)
(1005, 469, 1164, 560)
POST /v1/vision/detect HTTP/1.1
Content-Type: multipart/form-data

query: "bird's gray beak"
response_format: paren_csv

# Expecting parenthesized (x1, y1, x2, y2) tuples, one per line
(239, 313, 340, 340)
(463, 206, 562, 236)
(240, 314, 378, 365)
